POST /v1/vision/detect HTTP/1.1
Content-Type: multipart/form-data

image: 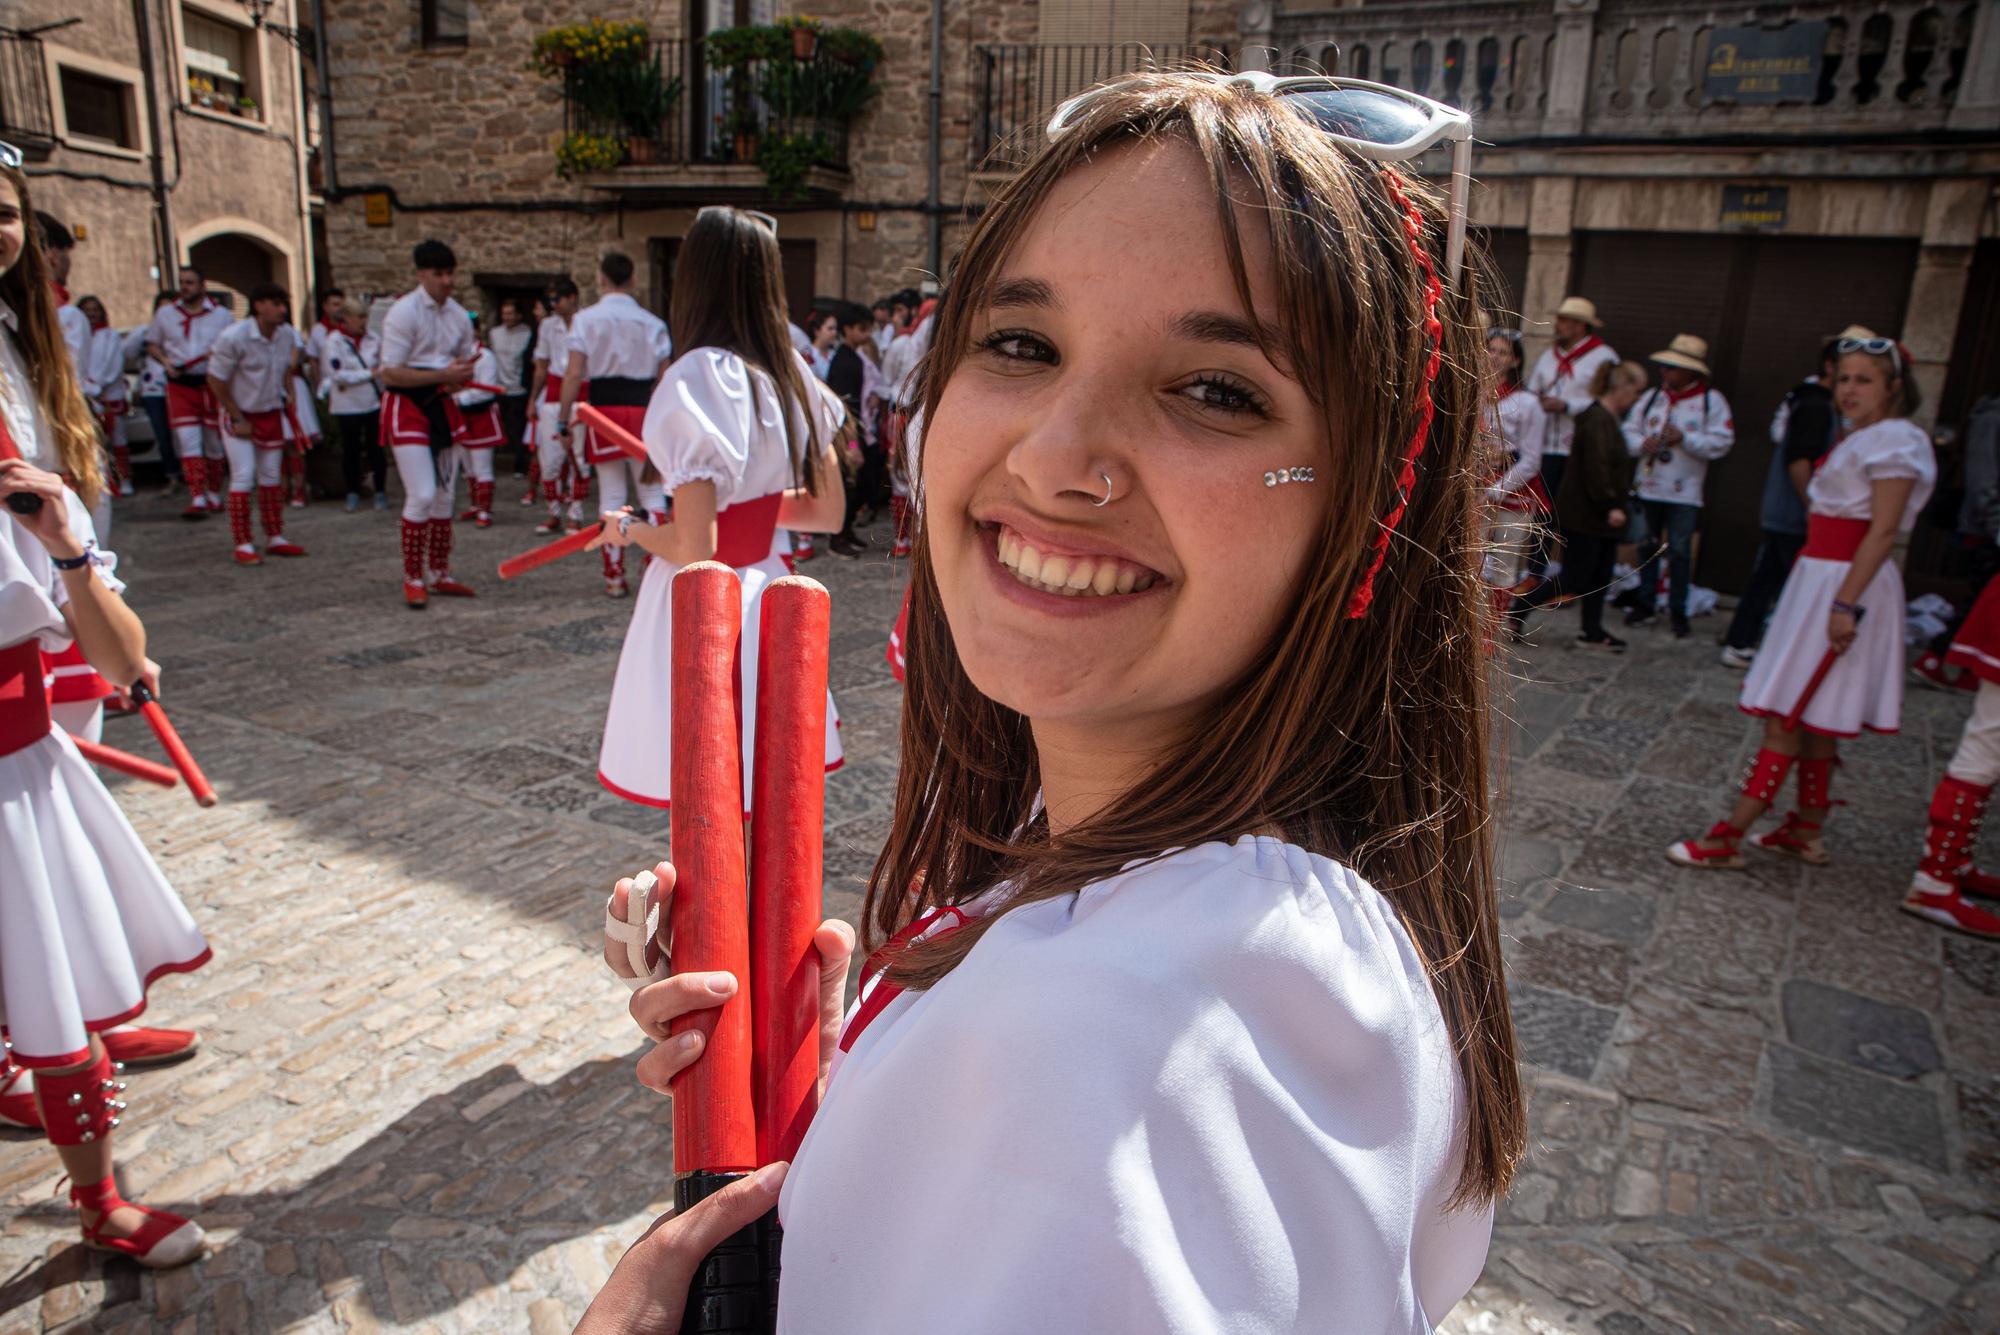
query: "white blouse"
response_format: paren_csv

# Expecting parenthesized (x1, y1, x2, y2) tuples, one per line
(2, 490, 122, 653)
(1, 303, 57, 470)
(1807, 417, 1936, 530)
(640, 347, 844, 507)
(1486, 387, 1544, 496)
(778, 836, 1492, 1335)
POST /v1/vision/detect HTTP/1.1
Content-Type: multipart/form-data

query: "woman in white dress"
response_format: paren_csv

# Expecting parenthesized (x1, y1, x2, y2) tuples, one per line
(0, 157, 207, 1268)
(591, 206, 848, 810)
(581, 73, 1525, 1333)
(1481, 328, 1545, 600)
(1669, 337, 1935, 868)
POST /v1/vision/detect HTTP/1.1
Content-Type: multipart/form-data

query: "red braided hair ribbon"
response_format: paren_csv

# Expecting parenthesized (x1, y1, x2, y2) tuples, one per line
(1346, 168, 1444, 619)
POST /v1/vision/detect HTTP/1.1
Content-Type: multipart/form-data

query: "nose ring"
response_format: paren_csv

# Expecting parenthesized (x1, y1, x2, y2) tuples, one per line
(1093, 472, 1113, 508)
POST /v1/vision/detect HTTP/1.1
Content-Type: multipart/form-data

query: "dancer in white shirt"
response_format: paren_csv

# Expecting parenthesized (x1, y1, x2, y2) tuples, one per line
(558, 252, 671, 597)
(377, 240, 478, 608)
(531, 277, 588, 533)
(453, 336, 505, 528)
(205, 283, 308, 564)
(583, 73, 1522, 1335)
(74, 296, 134, 496)
(145, 268, 233, 518)
(319, 308, 386, 511)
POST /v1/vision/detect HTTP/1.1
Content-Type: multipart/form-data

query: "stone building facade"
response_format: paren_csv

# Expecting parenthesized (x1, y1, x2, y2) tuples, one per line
(3, 0, 320, 326)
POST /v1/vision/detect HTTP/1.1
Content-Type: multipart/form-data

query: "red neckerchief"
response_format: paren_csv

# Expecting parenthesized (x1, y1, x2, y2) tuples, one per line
(1552, 335, 1603, 381)
(1664, 379, 1709, 405)
(50, 281, 70, 307)
(87, 314, 107, 332)
(320, 315, 340, 332)
(176, 297, 212, 339)
(837, 905, 973, 1054)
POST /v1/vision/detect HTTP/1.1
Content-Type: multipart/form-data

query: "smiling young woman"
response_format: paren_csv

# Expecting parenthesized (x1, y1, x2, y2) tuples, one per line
(583, 72, 1523, 1334)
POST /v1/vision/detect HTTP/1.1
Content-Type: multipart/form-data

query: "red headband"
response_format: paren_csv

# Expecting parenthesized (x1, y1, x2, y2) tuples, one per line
(1345, 168, 1443, 619)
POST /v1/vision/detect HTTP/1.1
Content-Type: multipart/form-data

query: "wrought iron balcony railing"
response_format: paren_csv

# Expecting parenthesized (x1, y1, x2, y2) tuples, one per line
(1267, 0, 1994, 143)
(0, 30, 58, 160)
(972, 43, 1230, 171)
(562, 37, 854, 175)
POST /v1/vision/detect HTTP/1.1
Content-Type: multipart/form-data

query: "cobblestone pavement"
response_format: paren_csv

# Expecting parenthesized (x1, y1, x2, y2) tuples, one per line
(2, 487, 1996, 1333)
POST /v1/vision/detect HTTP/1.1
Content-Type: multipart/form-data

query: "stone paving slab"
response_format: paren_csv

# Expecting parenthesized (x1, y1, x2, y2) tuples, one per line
(2, 490, 1996, 1332)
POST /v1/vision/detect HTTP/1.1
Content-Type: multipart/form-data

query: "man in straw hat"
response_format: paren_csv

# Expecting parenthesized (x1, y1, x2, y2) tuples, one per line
(1719, 326, 1870, 668)
(1621, 334, 1735, 637)
(1527, 297, 1621, 504)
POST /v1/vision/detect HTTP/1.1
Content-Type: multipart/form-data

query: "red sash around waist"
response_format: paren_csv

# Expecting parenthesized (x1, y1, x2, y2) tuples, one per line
(584, 402, 645, 464)
(44, 642, 114, 705)
(544, 379, 588, 404)
(0, 641, 54, 758)
(715, 493, 785, 568)
(232, 407, 286, 446)
(1802, 515, 1871, 561)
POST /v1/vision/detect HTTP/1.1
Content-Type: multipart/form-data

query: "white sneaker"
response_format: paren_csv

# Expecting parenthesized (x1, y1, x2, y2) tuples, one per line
(1719, 646, 1755, 670)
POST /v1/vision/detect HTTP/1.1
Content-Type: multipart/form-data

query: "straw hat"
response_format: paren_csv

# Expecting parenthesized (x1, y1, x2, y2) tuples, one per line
(1553, 296, 1603, 328)
(1826, 323, 1879, 343)
(1650, 334, 1711, 377)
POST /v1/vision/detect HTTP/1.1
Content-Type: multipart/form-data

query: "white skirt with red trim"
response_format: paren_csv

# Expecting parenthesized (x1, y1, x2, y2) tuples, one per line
(597, 545, 842, 810)
(1947, 580, 2000, 686)
(0, 729, 210, 1068)
(1738, 554, 1907, 738)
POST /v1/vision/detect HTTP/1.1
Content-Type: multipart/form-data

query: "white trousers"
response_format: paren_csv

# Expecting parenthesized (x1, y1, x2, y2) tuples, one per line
(393, 444, 458, 523)
(223, 434, 284, 491)
(1949, 679, 2000, 786)
(535, 400, 589, 484)
(457, 445, 496, 484)
(175, 421, 223, 465)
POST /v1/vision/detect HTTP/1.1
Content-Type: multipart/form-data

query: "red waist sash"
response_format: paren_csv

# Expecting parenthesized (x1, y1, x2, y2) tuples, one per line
(1802, 515, 1871, 561)
(544, 379, 588, 404)
(715, 493, 784, 568)
(44, 642, 114, 705)
(0, 641, 53, 757)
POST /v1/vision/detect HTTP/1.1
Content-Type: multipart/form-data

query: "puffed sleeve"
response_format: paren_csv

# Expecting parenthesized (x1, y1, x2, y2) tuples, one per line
(644, 348, 755, 500)
(52, 490, 125, 605)
(1863, 421, 1938, 482)
(205, 326, 241, 384)
(784, 839, 1487, 1334)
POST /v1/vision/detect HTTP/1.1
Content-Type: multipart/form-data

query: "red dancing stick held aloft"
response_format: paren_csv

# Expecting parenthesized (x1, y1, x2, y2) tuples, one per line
(575, 402, 650, 463)
(1783, 606, 1867, 733)
(71, 735, 180, 789)
(127, 682, 216, 807)
(750, 576, 830, 1167)
(670, 561, 763, 1334)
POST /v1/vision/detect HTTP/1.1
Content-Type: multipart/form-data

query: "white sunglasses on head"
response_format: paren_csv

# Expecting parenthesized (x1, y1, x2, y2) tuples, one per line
(1046, 71, 1474, 286)
(0, 141, 21, 170)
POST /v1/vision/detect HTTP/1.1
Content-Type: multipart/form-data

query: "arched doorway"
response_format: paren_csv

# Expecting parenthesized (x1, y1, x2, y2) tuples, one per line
(187, 231, 281, 314)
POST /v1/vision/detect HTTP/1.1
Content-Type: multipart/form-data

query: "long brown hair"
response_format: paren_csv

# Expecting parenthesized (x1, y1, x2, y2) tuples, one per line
(669, 207, 821, 493)
(0, 165, 102, 507)
(865, 73, 1524, 1206)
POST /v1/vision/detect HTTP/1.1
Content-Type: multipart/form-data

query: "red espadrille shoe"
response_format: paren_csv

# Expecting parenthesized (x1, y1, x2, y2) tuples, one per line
(404, 579, 429, 610)
(1903, 876, 2000, 940)
(1959, 869, 2000, 901)
(1752, 812, 1829, 865)
(69, 1175, 206, 1269)
(265, 537, 307, 558)
(102, 1026, 200, 1068)
(430, 575, 476, 598)
(1666, 821, 1745, 869)
(0, 1064, 40, 1131)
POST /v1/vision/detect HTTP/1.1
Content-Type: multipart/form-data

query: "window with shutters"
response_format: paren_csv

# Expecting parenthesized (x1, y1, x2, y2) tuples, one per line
(181, 7, 263, 121)
(56, 64, 139, 151)
(1037, 0, 1191, 46)
(422, 0, 469, 49)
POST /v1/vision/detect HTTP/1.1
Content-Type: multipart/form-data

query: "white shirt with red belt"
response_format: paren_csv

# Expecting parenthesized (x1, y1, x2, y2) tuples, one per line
(81, 326, 129, 407)
(569, 293, 670, 381)
(207, 319, 300, 415)
(1526, 335, 1619, 459)
(533, 315, 571, 400)
(379, 288, 476, 374)
(1622, 380, 1736, 506)
(147, 297, 233, 375)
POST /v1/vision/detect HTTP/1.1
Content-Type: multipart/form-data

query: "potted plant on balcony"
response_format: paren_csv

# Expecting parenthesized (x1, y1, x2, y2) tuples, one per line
(555, 130, 625, 179)
(604, 52, 681, 166)
(777, 14, 822, 62)
(236, 96, 258, 119)
(756, 130, 830, 201)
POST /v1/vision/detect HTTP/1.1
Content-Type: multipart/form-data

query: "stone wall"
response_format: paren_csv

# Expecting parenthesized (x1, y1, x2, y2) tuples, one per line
(18, 0, 313, 326)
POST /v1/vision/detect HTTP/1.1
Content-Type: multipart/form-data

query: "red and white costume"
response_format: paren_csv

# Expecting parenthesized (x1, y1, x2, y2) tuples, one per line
(569, 292, 670, 588)
(1622, 380, 1736, 506)
(146, 296, 233, 510)
(378, 288, 477, 596)
(598, 347, 843, 806)
(207, 317, 305, 561)
(533, 312, 588, 520)
(1485, 382, 1546, 509)
(80, 319, 132, 490)
(1906, 581, 2000, 936)
(1738, 418, 1936, 736)
(453, 345, 505, 525)
(1525, 335, 1618, 462)
(777, 837, 1491, 1332)
(1, 495, 211, 1070)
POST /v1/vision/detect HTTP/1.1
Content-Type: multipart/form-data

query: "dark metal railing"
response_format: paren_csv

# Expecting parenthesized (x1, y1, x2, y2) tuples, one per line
(0, 31, 58, 157)
(562, 37, 854, 174)
(973, 43, 1229, 171)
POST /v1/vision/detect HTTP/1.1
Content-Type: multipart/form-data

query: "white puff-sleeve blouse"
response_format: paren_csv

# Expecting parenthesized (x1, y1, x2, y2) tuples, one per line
(641, 346, 846, 506)
(777, 836, 1493, 1335)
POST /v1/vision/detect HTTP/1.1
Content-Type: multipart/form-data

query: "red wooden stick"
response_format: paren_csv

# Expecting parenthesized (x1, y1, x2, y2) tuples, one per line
(576, 402, 649, 462)
(1783, 608, 1866, 732)
(128, 683, 216, 807)
(71, 735, 180, 789)
(750, 576, 829, 1166)
(670, 561, 757, 1175)
(497, 525, 601, 580)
